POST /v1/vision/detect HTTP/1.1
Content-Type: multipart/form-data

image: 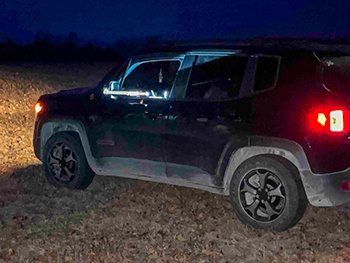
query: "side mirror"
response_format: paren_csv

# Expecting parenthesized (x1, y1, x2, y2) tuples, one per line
(103, 81, 121, 99)
(109, 80, 120, 91)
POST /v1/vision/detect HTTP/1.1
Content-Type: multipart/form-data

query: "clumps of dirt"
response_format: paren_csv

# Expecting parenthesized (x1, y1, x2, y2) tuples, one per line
(1, 167, 350, 262)
(0, 176, 22, 209)
(0, 165, 136, 227)
(80, 182, 349, 263)
(0, 166, 350, 262)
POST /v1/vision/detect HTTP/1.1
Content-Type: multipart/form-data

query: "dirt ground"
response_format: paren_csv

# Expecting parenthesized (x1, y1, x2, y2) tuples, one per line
(0, 62, 350, 262)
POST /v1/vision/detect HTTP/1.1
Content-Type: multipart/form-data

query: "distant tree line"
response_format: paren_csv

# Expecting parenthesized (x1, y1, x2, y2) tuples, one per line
(0, 32, 166, 62)
(3, 31, 350, 63)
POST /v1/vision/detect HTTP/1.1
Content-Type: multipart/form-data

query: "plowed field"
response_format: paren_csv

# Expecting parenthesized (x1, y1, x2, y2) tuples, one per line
(0, 63, 350, 263)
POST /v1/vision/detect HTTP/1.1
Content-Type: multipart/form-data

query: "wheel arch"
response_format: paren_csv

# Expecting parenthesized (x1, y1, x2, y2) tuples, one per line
(222, 137, 311, 195)
(40, 119, 98, 172)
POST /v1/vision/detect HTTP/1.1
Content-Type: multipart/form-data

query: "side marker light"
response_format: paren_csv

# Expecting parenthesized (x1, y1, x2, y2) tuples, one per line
(35, 103, 43, 114)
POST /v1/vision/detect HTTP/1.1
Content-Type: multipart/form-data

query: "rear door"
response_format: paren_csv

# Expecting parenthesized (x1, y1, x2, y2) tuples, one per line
(165, 53, 255, 185)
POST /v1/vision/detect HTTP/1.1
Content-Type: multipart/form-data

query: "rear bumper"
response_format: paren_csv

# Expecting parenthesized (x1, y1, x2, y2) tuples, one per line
(301, 169, 350, 207)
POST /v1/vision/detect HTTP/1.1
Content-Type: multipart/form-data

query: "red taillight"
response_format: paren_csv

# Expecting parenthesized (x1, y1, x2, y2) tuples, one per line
(309, 108, 349, 133)
(317, 113, 327, 126)
(330, 110, 349, 132)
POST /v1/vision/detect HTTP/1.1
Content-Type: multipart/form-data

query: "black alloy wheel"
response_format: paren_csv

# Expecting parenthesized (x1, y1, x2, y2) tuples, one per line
(48, 142, 77, 185)
(238, 168, 286, 222)
(230, 156, 307, 231)
(43, 133, 95, 189)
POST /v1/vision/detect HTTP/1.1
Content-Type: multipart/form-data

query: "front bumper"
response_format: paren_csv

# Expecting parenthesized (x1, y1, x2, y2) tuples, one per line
(302, 169, 350, 207)
(33, 137, 41, 161)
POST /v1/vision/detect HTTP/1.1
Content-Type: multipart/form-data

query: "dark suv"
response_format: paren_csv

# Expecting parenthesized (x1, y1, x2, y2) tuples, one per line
(33, 43, 350, 231)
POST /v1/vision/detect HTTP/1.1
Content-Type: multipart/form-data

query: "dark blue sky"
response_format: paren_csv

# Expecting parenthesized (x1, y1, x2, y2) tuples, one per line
(0, 0, 349, 44)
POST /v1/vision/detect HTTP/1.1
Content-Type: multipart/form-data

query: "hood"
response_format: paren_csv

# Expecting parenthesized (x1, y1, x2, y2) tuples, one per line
(38, 86, 97, 116)
(56, 87, 93, 96)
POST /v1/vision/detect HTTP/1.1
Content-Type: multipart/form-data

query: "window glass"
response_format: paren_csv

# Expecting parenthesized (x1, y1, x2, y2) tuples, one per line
(254, 57, 279, 92)
(186, 56, 248, 100)
(121, 60, 180, 99)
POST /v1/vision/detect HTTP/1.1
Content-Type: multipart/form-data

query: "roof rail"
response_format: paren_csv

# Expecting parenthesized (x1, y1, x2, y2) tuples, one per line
(137, 37, 350, 56)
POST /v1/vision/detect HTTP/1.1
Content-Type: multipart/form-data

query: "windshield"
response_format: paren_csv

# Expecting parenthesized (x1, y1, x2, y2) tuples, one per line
(321, 56, 350, 93)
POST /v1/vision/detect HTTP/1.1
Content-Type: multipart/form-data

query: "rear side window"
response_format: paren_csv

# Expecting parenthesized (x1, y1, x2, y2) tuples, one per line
(254, 57, 280, 92)
(186, 56, 249, 100)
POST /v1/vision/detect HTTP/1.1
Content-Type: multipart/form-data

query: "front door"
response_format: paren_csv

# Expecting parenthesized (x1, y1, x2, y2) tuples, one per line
(93, 58, 182, 177)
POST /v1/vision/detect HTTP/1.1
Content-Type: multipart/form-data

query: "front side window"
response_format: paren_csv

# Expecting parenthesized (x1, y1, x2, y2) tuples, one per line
(121, 60, 180, 99)
(186, 56, 249, 100)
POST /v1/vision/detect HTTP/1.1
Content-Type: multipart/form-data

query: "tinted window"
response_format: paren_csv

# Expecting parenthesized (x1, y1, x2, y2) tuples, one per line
(186, 56, 248, 100)
(321, 56, 350, 93)
(254, 57, 279, 92)
(122, 60, 180, 98)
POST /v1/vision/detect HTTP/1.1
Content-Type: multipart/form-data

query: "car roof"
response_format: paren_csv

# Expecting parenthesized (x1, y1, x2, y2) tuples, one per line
(132, 49, 241, 60)
(133, 38, 350, 59)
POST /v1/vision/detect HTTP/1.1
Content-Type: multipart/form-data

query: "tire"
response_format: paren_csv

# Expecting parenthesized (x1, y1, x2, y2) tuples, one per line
(43, 133, 95, 189)
(229, 156, 307, 232)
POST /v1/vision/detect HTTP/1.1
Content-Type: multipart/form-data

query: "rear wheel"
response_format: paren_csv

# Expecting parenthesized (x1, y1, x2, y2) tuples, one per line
(43, 133, 95, 189)
(230, 156, 307, 231)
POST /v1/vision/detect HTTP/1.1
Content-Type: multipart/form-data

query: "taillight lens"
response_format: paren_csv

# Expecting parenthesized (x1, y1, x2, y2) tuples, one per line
(317, 113, 327, 126)
(330, 110, 348, 132)
(309, 108, 349, 133)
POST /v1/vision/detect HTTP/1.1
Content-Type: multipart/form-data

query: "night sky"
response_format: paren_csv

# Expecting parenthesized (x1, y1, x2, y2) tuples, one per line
(0, 0, 349, 44)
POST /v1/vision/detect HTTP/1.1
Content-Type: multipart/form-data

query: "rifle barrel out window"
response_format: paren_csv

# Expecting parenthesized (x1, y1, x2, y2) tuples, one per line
(121, 60, 180, 99)
(186, 56, 248, 100)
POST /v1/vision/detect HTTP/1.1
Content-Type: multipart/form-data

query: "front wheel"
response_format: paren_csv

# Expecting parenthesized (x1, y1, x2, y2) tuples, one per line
(43, 133, 95, 189)
(230, 156, 307, 231)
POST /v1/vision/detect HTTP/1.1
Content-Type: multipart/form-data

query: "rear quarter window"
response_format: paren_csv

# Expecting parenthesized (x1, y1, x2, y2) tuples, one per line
(186, 55, 249, 100)
(254, 57, 280, 92)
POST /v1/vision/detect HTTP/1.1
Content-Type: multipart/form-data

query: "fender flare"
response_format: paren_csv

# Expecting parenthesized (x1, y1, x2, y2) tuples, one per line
(222, 136, 311, 195)
(40, 119, 99, 172)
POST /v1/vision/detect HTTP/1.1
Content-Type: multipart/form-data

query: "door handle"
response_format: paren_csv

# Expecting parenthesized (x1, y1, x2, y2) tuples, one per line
(196, 117, 208, 123)
(152, 114, 165, 120)
(144, 112, 165, 120)
(129, 102, 147, 106)
(129, 100, 147, 106)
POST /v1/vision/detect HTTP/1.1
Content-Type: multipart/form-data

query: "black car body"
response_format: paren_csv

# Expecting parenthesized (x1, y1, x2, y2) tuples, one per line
(33, 43, 350, 231)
